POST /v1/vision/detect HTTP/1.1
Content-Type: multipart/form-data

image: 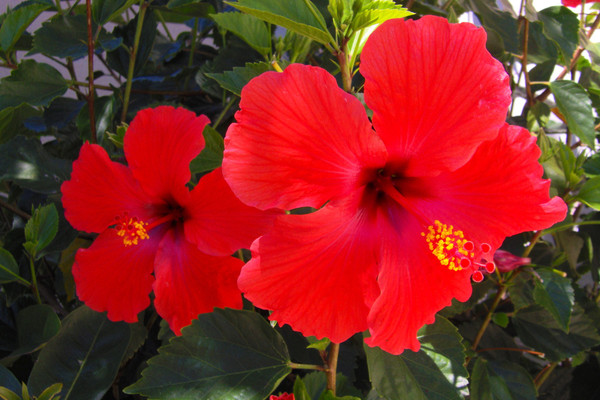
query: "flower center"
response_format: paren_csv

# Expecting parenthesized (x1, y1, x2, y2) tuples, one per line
(421, 220, 495, 282)
(113, 210, 182, 246)
(114, 213, 149, 246)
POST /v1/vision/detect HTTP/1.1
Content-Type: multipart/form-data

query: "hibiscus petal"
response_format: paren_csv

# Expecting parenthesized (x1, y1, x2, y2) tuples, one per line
(223, 64, 387, 210)
(361, 16, 511, 176)
(412, 124, 567, 248)
(61, 143, 160, 233)
(365, 207, 472, 354)
(124, 106, 209, 203)
(72, 227, 162, 322)
(183, 168, 280, 256)
(238, 197, 380, 343)
(152, 228, 244, 335)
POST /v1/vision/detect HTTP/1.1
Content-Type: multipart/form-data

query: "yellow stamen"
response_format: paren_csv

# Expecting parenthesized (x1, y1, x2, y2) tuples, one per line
(421, 220, 472, 271)
(116, 217, 149, 246)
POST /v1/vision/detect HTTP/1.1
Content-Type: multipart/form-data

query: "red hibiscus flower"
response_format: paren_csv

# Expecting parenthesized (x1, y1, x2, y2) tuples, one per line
(270, 393, 294, 400)
(61, 106, 277, 334)
(562, 0, 600, 7)
(222, 16, 567, 354)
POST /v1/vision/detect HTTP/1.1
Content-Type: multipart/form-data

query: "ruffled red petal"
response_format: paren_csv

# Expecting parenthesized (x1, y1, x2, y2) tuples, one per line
(72, 227, 163, 322)
(360, 16, 511, 176)
(238, 196, 380, 343)
(183, 167, 279, 256)
(365, 207, 473, 354)
(124, 106, 209, 203)
(223, 64, 387, 210)
(61, 143, 161, 233)
(410, 124, 567, 248)
(152, 228, 244, 335)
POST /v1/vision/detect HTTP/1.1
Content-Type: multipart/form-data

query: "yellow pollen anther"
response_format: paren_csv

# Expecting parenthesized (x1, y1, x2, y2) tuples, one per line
(423, 220, 472, 271)
(116, 216, 149, 246)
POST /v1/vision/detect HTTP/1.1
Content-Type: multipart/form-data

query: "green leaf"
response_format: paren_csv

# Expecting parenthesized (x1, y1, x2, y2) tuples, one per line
(294, 376, 312, 400)
(302, 372, 363, 400)
(0, 3, 48, 53)
(555, 229, 585, 271)
(28, 306, 131, 400)
(24, 203, 58, 258)
(349, 4, 412, 33)
(508, 273, 536, 311)
(92, 0, 137, 24)
(0, 387, 21, 400)
(0, 364, 21, 394)
(466, 0, 519, 54)
(189, 125, 225, 174)
(365, 315, 466, 400)
(470, 358, 537, 400)
(492, 312, 509, 328)
(577, 176, 600, 210)
(0, 60, 68, 111)
(205, 61, 272, 96)
(31, 15, 122, 59)
(319, 391, 360, 400)
(550, 80, 596, 149)
(526, 102, 550, 133)
(533, 269, 574, 331)
(513, 304, 600, 361)
(11, 304, 60, 356)
(106, 123, 128, 149)
(538, 6, 579, 66)
(211, 12, 271, 55)
(36, 383, 63, 400)
(125, 308, 292, 399)
(0, 104, 41, 144)
(0, 248, 20, 284)
(0, 136, 72, 194)
(306, 336, 330, 351)
(583, 153, 600, 177)
(226, 0, 331, 45)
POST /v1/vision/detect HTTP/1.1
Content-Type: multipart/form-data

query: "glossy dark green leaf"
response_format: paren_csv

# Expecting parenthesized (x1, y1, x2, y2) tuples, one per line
(0, 136, 71, 193)
(513, 304, 600, 361)
(28, 306, 131, 400)
(31, 15, 121, 59)
(92, 0, 136, 24)
(466, 0, 519, 54)
(555, 229, 585, 270)
(533, 269, 574, 331)
(24, 203, 59, 257)
(0, 364, 20, 394)
(0, 3, 48, 53)
(577, 176, 600, 210)
(211, 12, 271, 55)
(107, 10, 157, 78)
(508, 273, 536, 311)
(0, 248, 20, 284)
(10, 304, 60, 356)
(538, 6, 579, 65)
(0, 60, 68, 111)
(190, 125, 225, 174)
(125, 308, 291, 399)
(0, 104, 40, 144)
(76, 95, 117, 143)
(205, 62, 271, 96)
(365, 316, 466, 400)
(470, 358, 537, 400)
(550, 80, 595, 149)
(226, 0, 331, 44)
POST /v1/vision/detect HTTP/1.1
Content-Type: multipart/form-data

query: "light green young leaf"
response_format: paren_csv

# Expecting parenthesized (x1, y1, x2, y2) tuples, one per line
(211, 12, 271, 55)
(226, 0, 332, 45)
(24, 203, 58, 258)
(577, 176, 600, 210)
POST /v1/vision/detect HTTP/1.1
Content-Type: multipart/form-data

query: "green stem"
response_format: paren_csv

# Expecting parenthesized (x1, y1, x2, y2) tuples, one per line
(471, 285, 507, 351)
(157, 11, 174, 41)
(289, 362, 326, 371)
(325, 342, 340, 395)
(213, 97, 236, 129)
(301, 0, 339, 52)
(183, 18, 199, 90)
(86, 0, 97, 143)
(28, 256, 42, 304)
(336, 39, 352, 93)
(534, 362, 558, 389)
(0, 264, 31, 287)
(522, 230, 542, 258)
(121, 0, 148, 122)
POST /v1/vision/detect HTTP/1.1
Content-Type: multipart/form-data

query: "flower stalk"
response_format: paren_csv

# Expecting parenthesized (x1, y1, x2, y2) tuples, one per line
(325, 342, 340, 395)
